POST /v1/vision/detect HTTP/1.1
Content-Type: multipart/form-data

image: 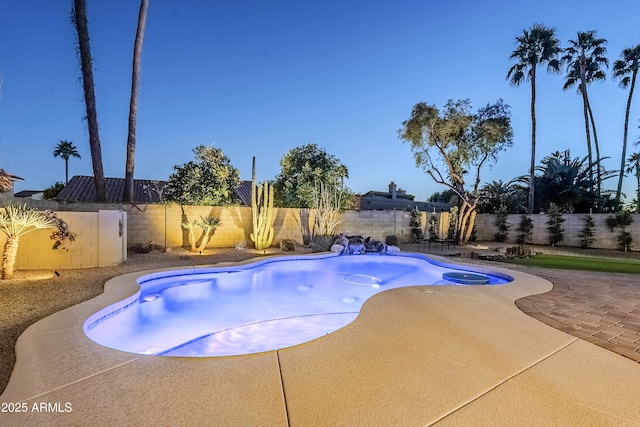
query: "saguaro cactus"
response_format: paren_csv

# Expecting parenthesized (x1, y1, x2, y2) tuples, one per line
(250, 157, 275, 250)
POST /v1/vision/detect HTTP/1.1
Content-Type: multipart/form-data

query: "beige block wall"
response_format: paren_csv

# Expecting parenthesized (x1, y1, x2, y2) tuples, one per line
(4, 197, 639, 259)
(124, 206, 420, 249)
(0, 210, 126, 270)
(473, 213, 640, 250)
(339, 210, 412, 243)
(126, 205, 318, 249)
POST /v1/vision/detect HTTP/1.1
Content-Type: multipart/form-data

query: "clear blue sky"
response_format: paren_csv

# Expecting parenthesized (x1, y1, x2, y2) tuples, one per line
(2, 0, 640, 202)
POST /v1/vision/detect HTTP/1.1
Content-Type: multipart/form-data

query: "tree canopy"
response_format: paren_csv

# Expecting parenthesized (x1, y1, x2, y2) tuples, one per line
(399, 99, 513, 243)
(273, 143, 351, 208)
(532, 151, 617, 213)
(163, 145, 240, 206)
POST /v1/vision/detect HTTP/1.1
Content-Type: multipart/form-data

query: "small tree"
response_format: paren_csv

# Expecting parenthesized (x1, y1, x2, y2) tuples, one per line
(273, 143, 352, 208)
(0, 204, 57, 279)
(607, 210, 634, 252)
(399, 99, 513, 244)
(164, 145, 240, 206)
(311, 181, 347, 236)
(579, 214, 595, 248)
(546, 203, 565, 246)
(516, 215, 534, 244)
(447, 206, 458, 240)
(428, 212, 438, 239)
(494, 205, 510, 242)
(409, 207, 423, 241)
(43, 182, 65, 200)
(181, 215, 221, 252)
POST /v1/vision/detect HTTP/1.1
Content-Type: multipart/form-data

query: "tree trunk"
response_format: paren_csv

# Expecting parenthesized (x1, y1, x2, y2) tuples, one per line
(586, 97, 601, 196)
(197, 229, 214, 252)
(636, 165, 640, 212)
(462, 209, 477, 244)
(457, 200, 477, 245)
(616, 71, 637, 202)
(65, 159, 69, 185)
(2, 236, 19, 280)
(581, 86, 594, 192)
(528, 72, 537, 214)
(124, 0, 149, 202)
(72, 0, 106, 202)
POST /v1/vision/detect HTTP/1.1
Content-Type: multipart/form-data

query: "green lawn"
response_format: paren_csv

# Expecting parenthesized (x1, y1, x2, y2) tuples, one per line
(506, 254, 640, 274)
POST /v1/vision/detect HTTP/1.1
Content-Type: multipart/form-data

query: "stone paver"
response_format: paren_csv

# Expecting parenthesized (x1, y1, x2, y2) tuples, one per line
(406, 243, 640, 363)
(514, 267, 640, 363)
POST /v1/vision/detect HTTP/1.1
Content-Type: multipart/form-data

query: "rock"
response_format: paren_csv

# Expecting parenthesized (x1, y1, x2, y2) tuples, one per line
(280, 239, 296, 251)
(330, 244, 345, 254)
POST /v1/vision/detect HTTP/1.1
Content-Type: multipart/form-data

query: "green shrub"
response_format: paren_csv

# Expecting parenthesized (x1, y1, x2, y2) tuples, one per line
(546, 203, 565, 246)
(516, 215, 533, 245)
(579, 215, 595, 248)
(42, 182, 65, 200)
(494, 206, 510, 242)
(607, 211, 634, 252)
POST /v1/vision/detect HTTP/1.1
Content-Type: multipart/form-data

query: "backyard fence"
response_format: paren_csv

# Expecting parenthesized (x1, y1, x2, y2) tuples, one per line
(2, 197, 639, 270)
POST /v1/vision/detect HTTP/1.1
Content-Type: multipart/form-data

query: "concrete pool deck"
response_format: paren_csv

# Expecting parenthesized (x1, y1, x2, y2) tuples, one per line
(2, 254, 640, 426)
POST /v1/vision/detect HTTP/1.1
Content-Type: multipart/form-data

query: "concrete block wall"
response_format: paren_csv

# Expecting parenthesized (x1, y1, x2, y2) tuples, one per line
(123, 206, 421, 249)
(339, 210, 411, 243)
(5, 197, 638, 256)
(474, 213, 640, 250)
(0, 210, 126, 270)
(125, 205, 317, 249)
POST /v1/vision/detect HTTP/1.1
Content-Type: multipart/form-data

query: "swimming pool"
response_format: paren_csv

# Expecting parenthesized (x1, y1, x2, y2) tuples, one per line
(84, 253, 512, 357)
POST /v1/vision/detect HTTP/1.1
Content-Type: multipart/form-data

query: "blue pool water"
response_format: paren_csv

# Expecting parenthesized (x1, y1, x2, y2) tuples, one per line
(84, 253, 512, 357)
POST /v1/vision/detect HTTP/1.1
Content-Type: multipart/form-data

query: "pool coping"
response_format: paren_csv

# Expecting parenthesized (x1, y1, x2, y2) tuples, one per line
(2, 252, 640, 425)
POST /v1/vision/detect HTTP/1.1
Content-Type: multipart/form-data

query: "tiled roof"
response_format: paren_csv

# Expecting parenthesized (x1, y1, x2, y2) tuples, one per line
(14, 190, 43, 198)
(235, 180, 253, 206)
(57, 176, 167, 204)
(57, 176, 254, 205)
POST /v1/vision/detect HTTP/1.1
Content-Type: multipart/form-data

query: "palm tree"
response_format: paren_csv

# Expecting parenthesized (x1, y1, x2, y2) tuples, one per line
(478, 179, 526, 214)
(627, 152, 640, 212)
(612, 44, 640, 202)
(562, 30, 609, 196)
(507, 23, 562, 214)
(0, 169, 13, 193)
(0, 204, 57, 279)
(71, 0, 106, 202)
(53, 140, 81, 185)
(124, 0, 149, 202)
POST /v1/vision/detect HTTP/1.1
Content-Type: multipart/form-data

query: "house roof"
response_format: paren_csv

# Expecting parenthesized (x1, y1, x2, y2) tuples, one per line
(57, 175, 254, 205)
(57, 176, 168, 204)
(235, 180, 253, 206)
(361, 190, 414, 200)
(14, 190, 43, 198)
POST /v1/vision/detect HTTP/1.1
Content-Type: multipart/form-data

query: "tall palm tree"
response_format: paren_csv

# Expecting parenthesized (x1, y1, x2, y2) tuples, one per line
(562, 30, 609, 196)
(627, 152, 640, 212)
(53, 140, 81, 185)
(71, 0, 106, 202)
(507, 23, 562, 214)
(124, 0, 149, 202)
(612, 44, 640, 202)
